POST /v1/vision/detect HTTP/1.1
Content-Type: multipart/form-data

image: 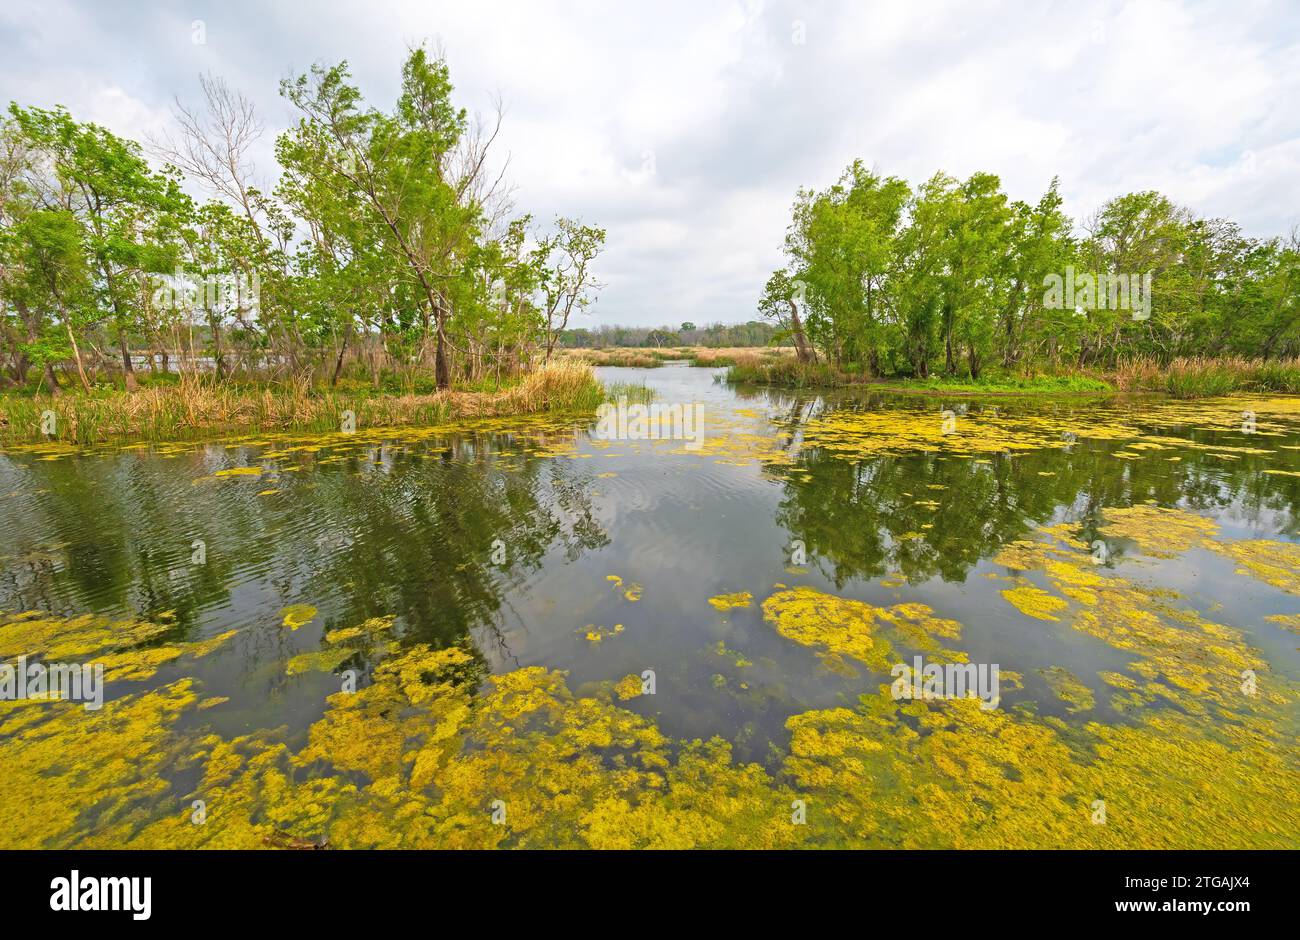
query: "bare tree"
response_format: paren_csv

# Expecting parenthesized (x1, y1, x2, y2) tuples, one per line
(152, 73, 266, 242)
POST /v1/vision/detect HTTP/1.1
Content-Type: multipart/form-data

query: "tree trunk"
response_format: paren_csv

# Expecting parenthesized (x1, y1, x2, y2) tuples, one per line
(434, 302, 451, 390)
(43, 362, 62, 396)
(118, 332, 138, 391)
(331, 321, 352, 387)
(205, 309, 227, 380)
(787, 300, 816, 364)
(66, 323, 93, 393)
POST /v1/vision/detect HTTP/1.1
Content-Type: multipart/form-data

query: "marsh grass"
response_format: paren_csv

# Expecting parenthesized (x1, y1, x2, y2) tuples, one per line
(725, 356, 865, 388)
(0, 361, 607, 445)
(603, 381, 655, 404)
(1114, 356, 1300, 398)
(560, 348, 664, 368)
(728, 353, 1300, 397)
(690, 347, 795, 368)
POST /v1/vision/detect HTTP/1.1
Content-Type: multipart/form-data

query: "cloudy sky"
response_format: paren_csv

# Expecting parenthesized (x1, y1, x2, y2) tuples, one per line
(2, 0, 1297, 327)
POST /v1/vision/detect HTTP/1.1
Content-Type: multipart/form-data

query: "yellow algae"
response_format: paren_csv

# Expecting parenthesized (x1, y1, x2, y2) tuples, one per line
(1264, 613, 1300, 634)
(213, 466, 263, 478)
(613, 674, 644, 700)
(324, 617, 394, 645)
(712, 640, 753, 668)
(1002, 584, 1069, 621)
(1210, 539, 1300, 595)
(762, 588, 887, 671)
(1, 595, 1296, 849)
(1100, 505, 1219, 557)
(0, 611, 235, 684)
(97, 629, 236, 682)
(1044, 558, 1105, 588)
(761, 588, 962, 673)
(990, 525, 1285, 717)
(0, 680, 201, 848)
(782, 691, 1298, 848)
(707, 592, 753, 612)
(286, 647, 356, 676)
(0, 610, 171, 662)
(280, 604, 318, 631)
(582, 624, 624, 643)
(1039, 666, 1096, 713)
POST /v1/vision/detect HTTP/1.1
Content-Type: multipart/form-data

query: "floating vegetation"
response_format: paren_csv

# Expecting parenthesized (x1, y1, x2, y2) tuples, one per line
(790, 394, 1300, 465)
(1, 536, 1297, 850)
(613, 674, 645, 700)
(281, 605, 319, 631)
(707, 592, 753, 612)
(1039, 666, 1096, 712)
(213, 466, 263, 479)
(2, 376, 1298, 850)
(1265, 614, 1300, 634)
(2, 626, 1292, 849)
(605, 575, 643, 603)
(1212, 539, 1300, 596)
(0, 610, 235, 683)
(993, 519, 1289, 720)
(582, 624, 624, 643)
(1101, 505, 1219, 557)
(761, 587, 963, 675)
(1002, 584, 1069, 621)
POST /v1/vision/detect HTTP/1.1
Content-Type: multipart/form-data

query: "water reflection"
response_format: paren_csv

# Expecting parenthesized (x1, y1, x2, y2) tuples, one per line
(0, 366, 1297, 748)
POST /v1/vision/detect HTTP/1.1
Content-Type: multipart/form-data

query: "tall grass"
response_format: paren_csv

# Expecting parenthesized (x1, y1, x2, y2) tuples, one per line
(725, 356, 863, 388)
(0, 361, 606, 446)
(1113, 356, 1300, 398)
(559, 348, 664, 368)
(603, 381, 655, 404)
(690, 347, 795, 368)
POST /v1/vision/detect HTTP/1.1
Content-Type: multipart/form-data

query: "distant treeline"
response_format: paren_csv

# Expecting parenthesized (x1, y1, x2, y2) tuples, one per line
(559, 320, 777, 349)
(759, 160, 1300, 378)
(0, 46, 604, 396)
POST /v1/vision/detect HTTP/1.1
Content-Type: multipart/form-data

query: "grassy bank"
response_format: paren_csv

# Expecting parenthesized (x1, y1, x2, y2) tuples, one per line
(725, 356, 867, 388)
(1113, 356, 1300, 397)
(877, 374, 1114, 395)
(724, 353, 1300, 398)
(0, 362, 614, 446)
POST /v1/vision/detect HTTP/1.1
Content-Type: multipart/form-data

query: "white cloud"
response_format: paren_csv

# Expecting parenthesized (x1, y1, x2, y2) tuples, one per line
(1, 0, 1296, 326)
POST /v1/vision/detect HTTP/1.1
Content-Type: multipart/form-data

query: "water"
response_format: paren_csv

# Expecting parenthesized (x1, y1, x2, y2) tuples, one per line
(2, 363, 1297, 847)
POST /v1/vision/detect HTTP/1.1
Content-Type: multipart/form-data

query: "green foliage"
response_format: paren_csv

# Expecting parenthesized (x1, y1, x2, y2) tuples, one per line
(0, 47, 604, 398)
(759, 161, 1300, 380)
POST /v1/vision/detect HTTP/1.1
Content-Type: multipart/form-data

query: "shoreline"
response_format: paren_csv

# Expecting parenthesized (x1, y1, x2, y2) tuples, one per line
(0, 362, 617, 448)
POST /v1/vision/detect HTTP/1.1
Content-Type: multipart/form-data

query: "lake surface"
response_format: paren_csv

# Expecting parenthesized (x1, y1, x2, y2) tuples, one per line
(2, 363, 1298, 848)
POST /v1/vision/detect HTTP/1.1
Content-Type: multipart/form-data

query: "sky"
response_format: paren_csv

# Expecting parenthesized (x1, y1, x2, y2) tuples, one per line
(2, 0, 1298, 328)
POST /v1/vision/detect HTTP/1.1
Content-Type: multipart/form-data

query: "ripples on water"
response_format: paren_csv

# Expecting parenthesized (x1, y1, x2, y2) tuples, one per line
(1, 363, 1298, 846)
